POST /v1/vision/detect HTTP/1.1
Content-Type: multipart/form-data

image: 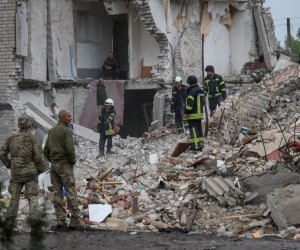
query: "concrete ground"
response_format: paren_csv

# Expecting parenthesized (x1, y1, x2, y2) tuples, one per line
(2, 230, 300, 250)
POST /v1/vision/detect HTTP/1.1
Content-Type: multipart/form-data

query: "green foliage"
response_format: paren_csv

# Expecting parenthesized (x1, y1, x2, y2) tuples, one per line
(297, 27, 300, 40)
(284, 35, 300, 61)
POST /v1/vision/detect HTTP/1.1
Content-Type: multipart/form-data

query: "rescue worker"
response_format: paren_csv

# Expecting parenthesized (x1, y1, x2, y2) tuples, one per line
(43, 109, 85, 229)
(170, 76, 187, 132)
(204, 65, 226, 117)
(0, 115, 46, 232)
(185, 75, 205, 151)
(98, 98, 116, 157)
(102, 51, 120, 80)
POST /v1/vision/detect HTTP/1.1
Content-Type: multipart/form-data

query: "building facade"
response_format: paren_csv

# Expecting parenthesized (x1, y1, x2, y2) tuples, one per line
(0, 0, 278, 143)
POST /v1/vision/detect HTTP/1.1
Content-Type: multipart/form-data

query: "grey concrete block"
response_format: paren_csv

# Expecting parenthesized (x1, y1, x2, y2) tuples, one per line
(267, 184, 300, 230)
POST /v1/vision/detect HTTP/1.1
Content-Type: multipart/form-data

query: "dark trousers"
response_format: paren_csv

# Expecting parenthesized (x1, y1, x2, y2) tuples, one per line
(175, 108, 184, 129)
(99, 132, 113, 153)
(208, 96, 221, 117)
(188, 119, 203, 151)
(103, 68, 120, 80)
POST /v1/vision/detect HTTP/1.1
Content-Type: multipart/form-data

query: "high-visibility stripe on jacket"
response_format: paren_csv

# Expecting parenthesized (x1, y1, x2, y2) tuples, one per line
(98, 107, 116, 136)
(185, 84, 204, 120)
(204, 74, 226, 97)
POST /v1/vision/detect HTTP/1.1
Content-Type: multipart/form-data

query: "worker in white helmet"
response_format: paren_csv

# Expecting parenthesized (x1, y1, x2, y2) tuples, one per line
(170, 76, 187, 133)
(97, 98, 116, 157)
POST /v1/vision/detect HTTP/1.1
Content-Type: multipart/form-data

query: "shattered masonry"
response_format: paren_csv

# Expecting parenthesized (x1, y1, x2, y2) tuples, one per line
(2, 0, 300, 240)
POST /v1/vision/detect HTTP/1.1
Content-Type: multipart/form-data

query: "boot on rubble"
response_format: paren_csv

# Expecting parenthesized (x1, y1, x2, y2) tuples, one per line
(107, 148, 115, 154)
(68, 218, 86, 229)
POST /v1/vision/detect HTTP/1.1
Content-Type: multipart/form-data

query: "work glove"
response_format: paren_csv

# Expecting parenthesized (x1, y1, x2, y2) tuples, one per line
(222, 92, 227, 101)
(170, 104, 175, 113)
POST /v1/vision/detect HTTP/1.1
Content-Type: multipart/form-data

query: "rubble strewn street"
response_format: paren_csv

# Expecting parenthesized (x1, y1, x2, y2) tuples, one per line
(1, 59, 300, 242)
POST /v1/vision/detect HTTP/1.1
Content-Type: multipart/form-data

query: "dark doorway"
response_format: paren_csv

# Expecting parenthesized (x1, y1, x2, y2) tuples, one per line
(113, 14, 129, 80)
(120, 89, 157, 138)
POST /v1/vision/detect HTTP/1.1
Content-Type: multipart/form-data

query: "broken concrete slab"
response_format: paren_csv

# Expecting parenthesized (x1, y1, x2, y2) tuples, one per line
(25, 102, 100, 143)
(249, 130, 294, 157)
(202, 176, 243, 206)
(88, 204, 112, 223)
(171, 140, 192, 157)
(148, 120, 159, 132)
(267, 184, 300, 230)
(241, 170, 300, 204)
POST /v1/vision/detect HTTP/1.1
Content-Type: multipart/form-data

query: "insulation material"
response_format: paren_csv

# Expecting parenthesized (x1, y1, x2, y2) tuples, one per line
(208, 1, 229, 20)
(230, 2, 247, 11)
(200, 4, 212, 36)
(220, 13, 232, 26)
(174, 15, 188, 32)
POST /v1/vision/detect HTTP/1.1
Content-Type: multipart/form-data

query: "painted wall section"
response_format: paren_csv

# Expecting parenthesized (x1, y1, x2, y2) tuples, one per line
(128, 10, 140, 79)
(24, 0, 47, 82)
(230, 9, 253, 75)
(140, 23, 160, 66)
(73, 2, 113, 70)
(49, 0, 77, 80)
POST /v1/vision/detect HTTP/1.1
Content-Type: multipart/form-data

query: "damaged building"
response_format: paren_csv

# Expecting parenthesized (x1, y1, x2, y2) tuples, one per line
(0, 0, 279, 142)
(2, 0, 300, 240)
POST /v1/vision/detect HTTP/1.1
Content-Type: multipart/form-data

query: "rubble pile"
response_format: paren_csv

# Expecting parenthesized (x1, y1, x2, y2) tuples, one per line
(1, 58, 300, 240)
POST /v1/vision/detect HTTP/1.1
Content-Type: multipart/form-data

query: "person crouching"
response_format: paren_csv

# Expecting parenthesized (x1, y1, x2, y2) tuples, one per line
(98, 98, 116, 157)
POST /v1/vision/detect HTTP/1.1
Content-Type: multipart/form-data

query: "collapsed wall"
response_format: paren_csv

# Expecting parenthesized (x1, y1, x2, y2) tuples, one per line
(213, 57, 300, 143)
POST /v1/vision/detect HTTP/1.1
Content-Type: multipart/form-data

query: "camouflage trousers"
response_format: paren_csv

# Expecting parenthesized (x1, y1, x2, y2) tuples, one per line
(50, 163, 80, 223)
(7, 179, 38, 222)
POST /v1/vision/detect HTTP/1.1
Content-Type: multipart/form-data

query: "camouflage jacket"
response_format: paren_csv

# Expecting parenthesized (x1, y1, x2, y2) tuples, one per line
(43, 121, 76, 165)
(0, 130, 46, 183)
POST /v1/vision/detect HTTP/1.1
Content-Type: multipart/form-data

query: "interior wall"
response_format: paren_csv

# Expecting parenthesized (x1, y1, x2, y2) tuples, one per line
(73, 2, 113, 79)
(120, 89, 157, 138)
(49, 0, 77, 81)
(204, 18, 231, 76)
(230, 9, 253, 74)
(128, 10, 140, 79)
(140, 24, 160, 66)
(24, 0, 47, 82)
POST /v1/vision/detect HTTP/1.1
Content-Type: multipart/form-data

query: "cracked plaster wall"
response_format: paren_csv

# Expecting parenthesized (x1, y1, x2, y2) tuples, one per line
(23, 0, 47, 82)
(147, 0, 259, 80)
(48, 0, 77, 81)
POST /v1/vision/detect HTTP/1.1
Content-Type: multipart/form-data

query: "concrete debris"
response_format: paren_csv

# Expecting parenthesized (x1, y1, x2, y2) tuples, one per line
(267, 184, 300, 230)
(1, 61, 300, 238)
(88, 204, 112, 223)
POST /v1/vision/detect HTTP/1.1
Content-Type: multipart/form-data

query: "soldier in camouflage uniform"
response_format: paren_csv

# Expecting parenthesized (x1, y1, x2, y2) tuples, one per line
(0, 115, 46, 230)
(44, 109, 85, 229)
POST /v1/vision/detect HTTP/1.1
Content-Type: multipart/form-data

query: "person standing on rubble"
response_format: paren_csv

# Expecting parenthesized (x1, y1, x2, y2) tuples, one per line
(43, 109, 85, 229)
(170, 76, 187, 133)
(185, 75, 205, 151)
(0, 115, 46, 233)
(204, 65, 227, 117)
(98, 98, 116, 157)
